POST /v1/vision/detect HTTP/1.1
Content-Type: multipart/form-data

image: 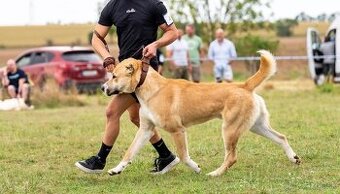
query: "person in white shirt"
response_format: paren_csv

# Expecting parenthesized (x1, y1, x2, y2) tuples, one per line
(208, 28, 237, 82)
(167, 29, 191, 80)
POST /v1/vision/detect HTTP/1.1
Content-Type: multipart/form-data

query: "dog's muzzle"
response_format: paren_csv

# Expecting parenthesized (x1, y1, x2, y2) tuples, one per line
(101, 84, 120, 96)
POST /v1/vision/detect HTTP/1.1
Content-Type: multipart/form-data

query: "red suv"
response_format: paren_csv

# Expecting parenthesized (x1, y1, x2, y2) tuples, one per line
(15, 46, 106, 92)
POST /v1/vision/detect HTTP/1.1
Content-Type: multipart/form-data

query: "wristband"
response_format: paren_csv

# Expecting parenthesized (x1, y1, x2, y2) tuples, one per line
(103, 57, 116, 68)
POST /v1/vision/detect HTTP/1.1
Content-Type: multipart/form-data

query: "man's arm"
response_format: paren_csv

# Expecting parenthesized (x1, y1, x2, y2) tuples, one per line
(229, 42, 237, 65)
(199, 38, 204, 63)
(208, 43, 214, 61)
(166, 48, 175, 71)
(92, 24, 115, 72)
(2, 69, 9, 86)
(143, 23, 178, 59)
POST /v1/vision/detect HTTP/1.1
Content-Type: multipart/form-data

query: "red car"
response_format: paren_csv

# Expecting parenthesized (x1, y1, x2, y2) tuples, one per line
(15, 46, 106, 93)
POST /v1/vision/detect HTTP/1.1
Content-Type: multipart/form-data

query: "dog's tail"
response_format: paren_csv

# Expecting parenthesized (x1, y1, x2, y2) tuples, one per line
(243, 50, 277, 91)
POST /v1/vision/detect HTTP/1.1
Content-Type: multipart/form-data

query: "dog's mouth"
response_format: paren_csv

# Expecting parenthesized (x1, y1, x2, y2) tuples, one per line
(107, 90, 120, 96)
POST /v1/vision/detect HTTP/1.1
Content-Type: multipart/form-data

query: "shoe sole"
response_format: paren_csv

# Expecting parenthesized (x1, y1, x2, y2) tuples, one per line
(75, 162, 103, 174)
(151, 156, 180, 175)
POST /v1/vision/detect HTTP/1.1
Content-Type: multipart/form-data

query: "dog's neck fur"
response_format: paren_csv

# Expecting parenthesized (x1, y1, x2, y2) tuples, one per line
(135, 67, 166, 102)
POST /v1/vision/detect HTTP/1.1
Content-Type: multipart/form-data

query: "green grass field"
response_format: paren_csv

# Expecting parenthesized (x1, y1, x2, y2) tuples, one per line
(0, 87, 339, 193)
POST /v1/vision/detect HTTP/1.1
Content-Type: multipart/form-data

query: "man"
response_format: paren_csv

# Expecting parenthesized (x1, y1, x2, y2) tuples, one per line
(166, 29, 191, 80)
(0, 67, 6, 100)
(75, 0, 180, 174)
(208, 28, 237, 83)
(3, 59, 30, 104)
(183, 24, 203, 83)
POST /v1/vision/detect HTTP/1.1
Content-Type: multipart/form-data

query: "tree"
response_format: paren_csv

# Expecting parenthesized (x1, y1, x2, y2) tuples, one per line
(275, 19, 298, 37)
(233, 34, 278, 74)
(167, 0, 271, 41)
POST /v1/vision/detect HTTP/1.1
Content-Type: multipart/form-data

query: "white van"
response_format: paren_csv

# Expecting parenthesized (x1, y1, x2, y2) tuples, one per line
(307, 15, 340, 85)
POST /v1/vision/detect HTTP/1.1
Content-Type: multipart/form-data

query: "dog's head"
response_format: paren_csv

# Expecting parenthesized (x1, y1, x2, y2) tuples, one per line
(101, 58, 142, 96)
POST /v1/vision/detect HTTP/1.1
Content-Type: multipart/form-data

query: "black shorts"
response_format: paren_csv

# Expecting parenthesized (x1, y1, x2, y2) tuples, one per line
(131, 92, 139, 103)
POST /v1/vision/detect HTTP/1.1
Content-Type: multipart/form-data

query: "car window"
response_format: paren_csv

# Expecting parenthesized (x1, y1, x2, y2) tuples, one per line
(16, 53, 32, 67)
(31, 52, 54, 64)
(325, 29, 336, 42)
(62, 51, 101, 62)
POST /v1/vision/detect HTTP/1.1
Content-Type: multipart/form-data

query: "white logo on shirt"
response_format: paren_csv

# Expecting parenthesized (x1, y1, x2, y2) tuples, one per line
(126, 8, 136, 13)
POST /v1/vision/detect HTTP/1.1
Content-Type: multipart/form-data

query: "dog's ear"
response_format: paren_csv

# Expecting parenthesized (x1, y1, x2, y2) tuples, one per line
(125, 64, 135, 75)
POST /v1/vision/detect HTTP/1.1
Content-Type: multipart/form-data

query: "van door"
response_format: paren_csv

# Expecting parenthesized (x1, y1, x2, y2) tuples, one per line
(306, 28, 323, 83)
(335, 29, 340, 82)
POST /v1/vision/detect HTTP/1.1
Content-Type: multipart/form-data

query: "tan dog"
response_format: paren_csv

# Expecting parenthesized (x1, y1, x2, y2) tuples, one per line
(102, 50, 301, 176)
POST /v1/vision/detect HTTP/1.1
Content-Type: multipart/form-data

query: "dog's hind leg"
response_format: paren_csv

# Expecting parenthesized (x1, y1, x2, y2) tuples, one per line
(250, 117, 301, 165)
(171, 129, 201, 173)
(207, 121, 242, 176)
(108, 119, 155, 175)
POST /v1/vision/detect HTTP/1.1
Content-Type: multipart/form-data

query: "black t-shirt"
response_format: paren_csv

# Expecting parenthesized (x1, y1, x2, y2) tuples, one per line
(99, 0, 173, 69)
(7, 69, 29, 89)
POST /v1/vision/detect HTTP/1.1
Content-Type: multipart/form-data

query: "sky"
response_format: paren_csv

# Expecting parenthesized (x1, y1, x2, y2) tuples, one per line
(0, 0, 339, 26)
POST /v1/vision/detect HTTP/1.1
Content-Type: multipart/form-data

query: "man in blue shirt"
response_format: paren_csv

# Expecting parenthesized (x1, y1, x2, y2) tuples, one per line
(3, 59, 30, 104)
(208, 28, 237, 83)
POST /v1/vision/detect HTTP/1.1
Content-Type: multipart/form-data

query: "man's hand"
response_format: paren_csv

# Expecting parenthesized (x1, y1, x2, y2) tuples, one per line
(103, 57, 116, 72)
(143, 42, 158, 59)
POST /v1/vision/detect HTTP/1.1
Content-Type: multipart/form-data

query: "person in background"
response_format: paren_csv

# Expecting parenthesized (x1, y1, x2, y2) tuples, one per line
(3, 59, 31, 104)
(0, 67, 6, 100)
(183, 24, 204, 83)
(157, 49, 165, 75)
(166, 29, 191, 80)
(208, 28, 237, 83)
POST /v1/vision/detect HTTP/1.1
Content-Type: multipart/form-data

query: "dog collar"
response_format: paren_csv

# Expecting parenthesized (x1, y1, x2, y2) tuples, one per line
(136, 59, 149, 88)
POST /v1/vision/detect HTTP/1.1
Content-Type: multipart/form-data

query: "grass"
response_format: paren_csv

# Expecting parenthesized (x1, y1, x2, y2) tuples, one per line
(0, 83, 340, 193)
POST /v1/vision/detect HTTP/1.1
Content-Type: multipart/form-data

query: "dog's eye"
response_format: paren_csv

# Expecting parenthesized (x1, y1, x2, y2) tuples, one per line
(112, 74, 116, 79)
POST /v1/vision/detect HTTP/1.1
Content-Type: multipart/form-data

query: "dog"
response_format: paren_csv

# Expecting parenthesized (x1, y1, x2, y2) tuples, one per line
(0, 98, 32, 111)
(101, 50, 301, 176)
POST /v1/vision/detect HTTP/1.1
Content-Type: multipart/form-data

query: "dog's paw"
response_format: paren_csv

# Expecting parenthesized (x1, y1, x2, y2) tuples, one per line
(108, 168, 122, 176)
(293, 155, 301, 165)
(194, 165, 201, 173)
(206, 170, 220, 177)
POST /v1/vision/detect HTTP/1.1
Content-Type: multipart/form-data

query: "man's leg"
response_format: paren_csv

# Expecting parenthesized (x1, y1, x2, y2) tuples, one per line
(76, 94, 178, 174)
(21, 84, 30, 104)
(173, 67, 181, 79)
(192, 66, 201, 83)
(127, 97, 179, 173)
(183, 67, 189, 80)
(223, 65, 233, 83)
(214, 65, 223, 83)
(7, 85, 16, 98)
(75, 94, 137, 174)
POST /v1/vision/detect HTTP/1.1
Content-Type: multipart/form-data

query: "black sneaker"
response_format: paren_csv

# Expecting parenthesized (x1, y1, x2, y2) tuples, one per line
(150, 154, 180, 175)
(75, 156, 105, 174)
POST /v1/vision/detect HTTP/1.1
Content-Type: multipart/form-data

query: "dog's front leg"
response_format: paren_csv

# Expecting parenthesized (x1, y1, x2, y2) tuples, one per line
(108, 119, 154, 175)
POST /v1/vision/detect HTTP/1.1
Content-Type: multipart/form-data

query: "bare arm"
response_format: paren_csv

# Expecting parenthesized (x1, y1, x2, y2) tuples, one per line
(143, 23, 178, 59)
(91, 24, 112, 59)
(166, 49, 175, 71)
(18, 78, 25, 95)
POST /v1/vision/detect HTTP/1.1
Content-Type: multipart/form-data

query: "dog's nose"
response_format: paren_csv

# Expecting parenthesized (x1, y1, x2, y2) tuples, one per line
(101, 85, 105, 92)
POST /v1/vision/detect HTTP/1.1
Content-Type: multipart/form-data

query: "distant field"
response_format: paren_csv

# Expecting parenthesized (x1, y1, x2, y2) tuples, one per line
(0, 86, 339, 193)
(0, 21, 330, 48)
(292, 22, 330, 37)
(0, 24, 95, 48)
